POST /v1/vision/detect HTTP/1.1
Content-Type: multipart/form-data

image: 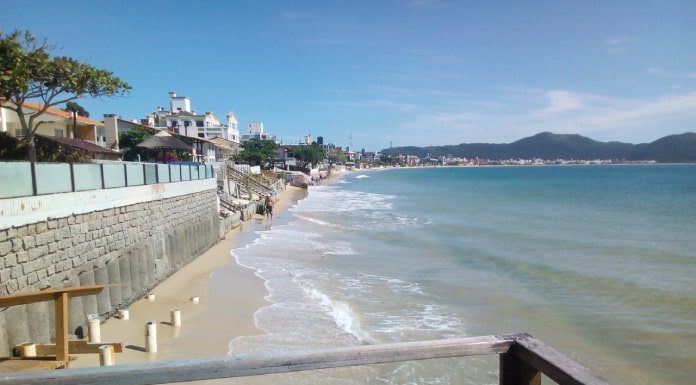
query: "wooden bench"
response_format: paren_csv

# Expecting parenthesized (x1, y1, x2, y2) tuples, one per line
(0, 285, 123, 370)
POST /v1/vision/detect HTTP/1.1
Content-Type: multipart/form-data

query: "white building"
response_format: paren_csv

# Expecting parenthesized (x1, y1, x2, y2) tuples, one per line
(145, 92, 240, 143)
(242, 121, 277, 142)
(248, 122, 264, 136)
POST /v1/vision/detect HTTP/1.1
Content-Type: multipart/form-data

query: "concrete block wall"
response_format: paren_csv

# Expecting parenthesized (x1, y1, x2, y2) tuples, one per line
(0, 189, 220, 355)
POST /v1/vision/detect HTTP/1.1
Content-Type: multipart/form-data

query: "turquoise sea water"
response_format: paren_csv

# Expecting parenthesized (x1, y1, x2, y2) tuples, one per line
(228, 165, 696, 385)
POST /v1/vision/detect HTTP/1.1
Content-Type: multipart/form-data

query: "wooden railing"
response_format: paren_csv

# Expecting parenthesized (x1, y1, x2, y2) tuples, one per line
(0, 333, 609, 385)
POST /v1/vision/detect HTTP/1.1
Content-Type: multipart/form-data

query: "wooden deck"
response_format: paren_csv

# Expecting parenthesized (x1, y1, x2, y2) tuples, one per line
(0, 333, 610, 385)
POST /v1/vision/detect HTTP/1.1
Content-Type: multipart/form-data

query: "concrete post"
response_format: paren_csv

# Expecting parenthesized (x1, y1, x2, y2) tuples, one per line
(4, 306, 30, 352)
(128, 249, 142, 298)
(118, 254, 133, 302)
(99, 344, 115, 366)
(170, 309, 181, 327)
(145, 321, 157, 353)
(26, 302, 51, 344)
(0, 310, 9, 357)
(88, 318, 101, 343)
(93, 266, 112, 316)
(78, 270, 98, 321)
(18, 342, 37, 358)
(106, 259, 122, 308)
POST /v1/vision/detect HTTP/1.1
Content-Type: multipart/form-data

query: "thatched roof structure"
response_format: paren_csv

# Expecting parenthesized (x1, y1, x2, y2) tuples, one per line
(136, 130, 191, 151)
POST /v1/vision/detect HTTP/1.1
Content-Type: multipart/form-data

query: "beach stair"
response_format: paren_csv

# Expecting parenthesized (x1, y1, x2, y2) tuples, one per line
(225, 166, 276, 198)
(0, 285, 123, 372)
(0, 333, 610, 384)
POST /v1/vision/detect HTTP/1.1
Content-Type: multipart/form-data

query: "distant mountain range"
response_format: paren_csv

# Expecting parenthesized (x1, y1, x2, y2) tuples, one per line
(380, 132, 696, 163)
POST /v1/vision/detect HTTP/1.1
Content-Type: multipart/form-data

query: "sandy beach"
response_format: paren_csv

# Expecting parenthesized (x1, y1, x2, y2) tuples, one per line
(71, 185, 307, 368)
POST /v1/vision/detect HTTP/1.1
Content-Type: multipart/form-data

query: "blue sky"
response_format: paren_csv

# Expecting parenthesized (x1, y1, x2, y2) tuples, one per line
(2, 1, 695, 151)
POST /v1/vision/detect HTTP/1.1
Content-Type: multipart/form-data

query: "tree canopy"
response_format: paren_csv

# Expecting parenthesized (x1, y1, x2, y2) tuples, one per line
(118, 127, 192, 162)
(235, 138, 278, 166)
(63, 101, 89, 117)
(325, 146, 346, 166)
(292, 143, 325, 168)
(0, 30, 130, 161)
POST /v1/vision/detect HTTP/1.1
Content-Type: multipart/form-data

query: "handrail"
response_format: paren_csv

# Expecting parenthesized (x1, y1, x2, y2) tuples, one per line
(226, 167, 275, 197)
(0, 334, 610, 385)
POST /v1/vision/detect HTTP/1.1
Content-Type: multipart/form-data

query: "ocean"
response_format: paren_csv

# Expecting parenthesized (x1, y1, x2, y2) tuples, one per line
(226, 165, 696, 385)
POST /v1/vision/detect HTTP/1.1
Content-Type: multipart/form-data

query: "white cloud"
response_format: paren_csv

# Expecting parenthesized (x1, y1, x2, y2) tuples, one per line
(604, 37, 630, 54)
(393, 90, 696, 145)
(534, 90, 584, 116)
(646, 67, 696, 80)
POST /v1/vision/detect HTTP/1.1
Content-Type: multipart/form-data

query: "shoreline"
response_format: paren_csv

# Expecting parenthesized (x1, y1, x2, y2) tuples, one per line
(71, 185, 308, 367)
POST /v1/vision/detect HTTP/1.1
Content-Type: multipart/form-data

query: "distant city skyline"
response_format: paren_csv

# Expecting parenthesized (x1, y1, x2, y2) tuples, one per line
(1, 1, 694, 151)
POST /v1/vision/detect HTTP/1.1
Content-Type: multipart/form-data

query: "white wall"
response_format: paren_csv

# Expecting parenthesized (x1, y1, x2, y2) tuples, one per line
(0, 178, 216, 229)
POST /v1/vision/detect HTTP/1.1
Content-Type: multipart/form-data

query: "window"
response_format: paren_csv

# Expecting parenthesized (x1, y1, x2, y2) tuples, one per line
(54, 129, 64, 137)
(198, 133, 205, 138)
(196, 120, 204, 127)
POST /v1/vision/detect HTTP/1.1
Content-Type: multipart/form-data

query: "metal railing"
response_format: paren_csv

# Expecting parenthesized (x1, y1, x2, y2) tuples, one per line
(0, 334, 609, 385)
(0, 161, 215, 199)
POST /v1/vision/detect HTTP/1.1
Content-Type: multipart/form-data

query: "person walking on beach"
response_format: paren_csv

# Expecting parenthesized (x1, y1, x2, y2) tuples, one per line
(265, 195, 274, 221)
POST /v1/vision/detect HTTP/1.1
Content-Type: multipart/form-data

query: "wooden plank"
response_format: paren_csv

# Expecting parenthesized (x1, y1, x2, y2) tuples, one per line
(500, 351, 540, 385)
(0, 359, 66, 373)
(34, 341, 123, 356)
(511, 334, 610, 385)
(0, 334, 516, 385)
(54, 293, 68, 363)
(0, 285, 120, 308)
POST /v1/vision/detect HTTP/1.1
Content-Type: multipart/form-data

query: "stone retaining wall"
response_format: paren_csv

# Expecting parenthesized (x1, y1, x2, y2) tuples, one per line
(0, 189, 219, 355)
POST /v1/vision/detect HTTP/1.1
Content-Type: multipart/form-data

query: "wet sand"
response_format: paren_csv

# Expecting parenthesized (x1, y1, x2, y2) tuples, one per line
(71, 185, 307, 367)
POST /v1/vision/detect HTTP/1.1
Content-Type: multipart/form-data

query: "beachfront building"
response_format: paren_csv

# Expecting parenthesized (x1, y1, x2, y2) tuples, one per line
(208, 136, 240, 160)
(104, 115, 221, 163)
(1, 100, 121, 159)
(144, 92, 240, 143)
(242, 121, 277, 142)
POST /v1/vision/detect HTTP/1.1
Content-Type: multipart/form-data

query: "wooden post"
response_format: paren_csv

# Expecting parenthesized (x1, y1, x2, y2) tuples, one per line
(145, 322, 157, 353)
(500, 351, 541, 385)
(170, 309, 181, 327)
(18, 342, 37, 358)
(99, 345, 115, 366)
(88, 318, 101, 343)
(55, 292, 69, 362)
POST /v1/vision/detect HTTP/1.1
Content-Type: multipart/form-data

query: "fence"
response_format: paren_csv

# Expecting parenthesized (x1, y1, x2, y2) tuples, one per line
(0, 334, 610, 385)
(0, 161, 214, 199)
(232, 164, 261, 174)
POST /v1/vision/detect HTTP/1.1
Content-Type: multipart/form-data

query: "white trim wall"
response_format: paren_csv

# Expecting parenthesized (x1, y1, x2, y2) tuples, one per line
(0, 178, 215, 229)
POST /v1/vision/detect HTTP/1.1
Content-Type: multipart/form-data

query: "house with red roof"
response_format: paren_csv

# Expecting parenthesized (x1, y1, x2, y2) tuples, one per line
(0, 101, 121, 160)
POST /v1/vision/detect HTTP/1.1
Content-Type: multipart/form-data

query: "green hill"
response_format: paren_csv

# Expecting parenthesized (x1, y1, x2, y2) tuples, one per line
(381, 132, 696, 163)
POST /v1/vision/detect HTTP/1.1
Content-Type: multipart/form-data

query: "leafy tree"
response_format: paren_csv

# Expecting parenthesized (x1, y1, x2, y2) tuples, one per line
(118, 127, 157, 161)
(63, 101, 89, 117)
(235, 138, 278, 166)
(0, 30, 130, 162)
(292, 143, 325, 168)
(325, 146, 346, 174)
(377, 154, 397, 166)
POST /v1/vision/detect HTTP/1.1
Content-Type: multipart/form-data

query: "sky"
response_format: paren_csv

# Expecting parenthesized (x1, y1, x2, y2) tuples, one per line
(2, 0, 695, 151)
